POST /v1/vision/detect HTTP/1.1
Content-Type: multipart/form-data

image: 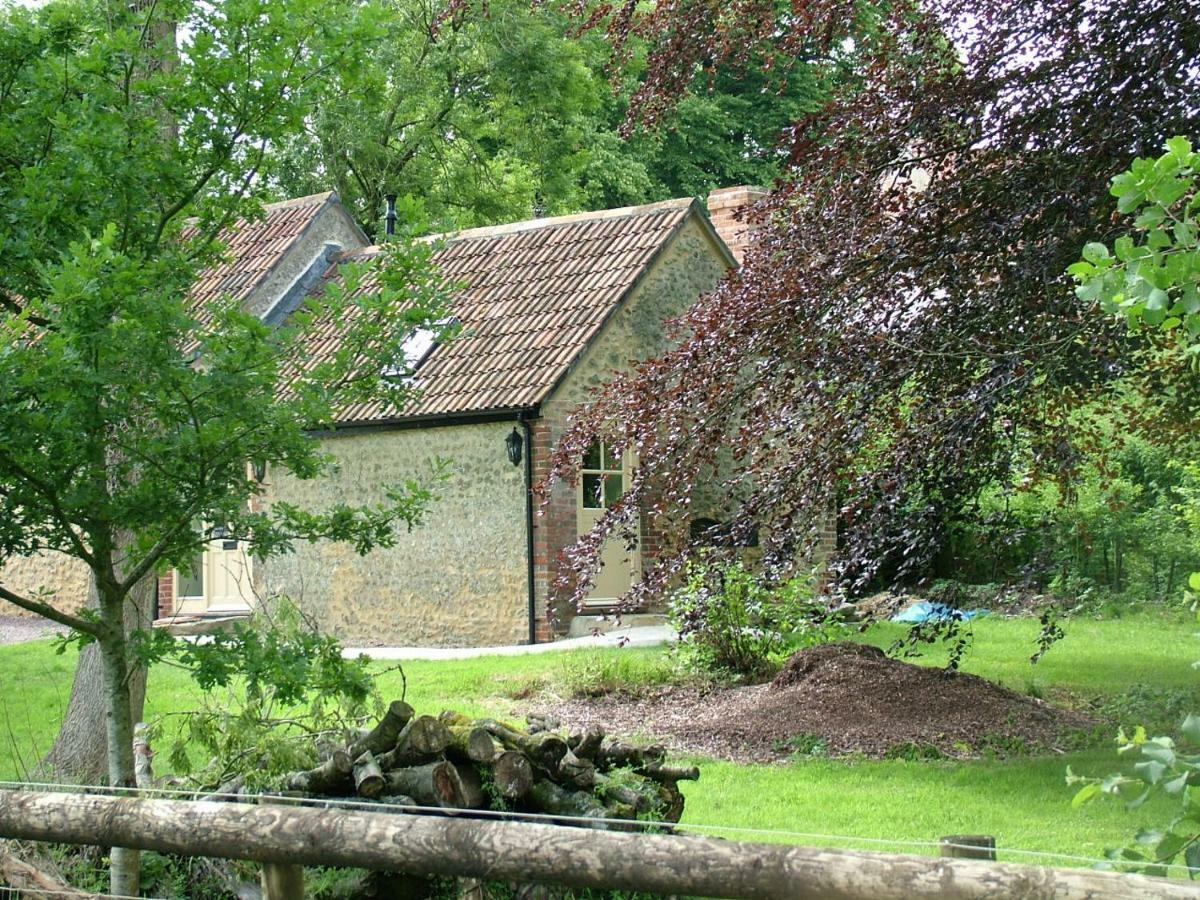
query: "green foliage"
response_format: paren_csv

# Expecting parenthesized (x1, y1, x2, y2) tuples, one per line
(667, 559, 846, 679)
(1099, 686, 1200, 737)
(270, 0, 825, 234)
(1069, 718, 1200, 877)
(772, 732, 829, 759)
(0, 0, 457, 626)
(1070, 137, 1200, 352)
(947, 428, 1200, 605)
(553, 650, 680, 698)
(883, 741, 946, 761)
(888, 609, 974, 673)
(148, 600, 383, 792)
(976, 732, 1033, 759)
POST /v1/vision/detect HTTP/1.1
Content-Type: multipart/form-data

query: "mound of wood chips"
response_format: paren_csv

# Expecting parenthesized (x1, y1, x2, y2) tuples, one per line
(535, 642, 1094, 762)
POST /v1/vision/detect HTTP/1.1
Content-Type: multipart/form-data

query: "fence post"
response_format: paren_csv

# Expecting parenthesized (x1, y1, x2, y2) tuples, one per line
(258, 795, 304, 899)
(940, 835, 997, 861)
(261, 861, 305, 899)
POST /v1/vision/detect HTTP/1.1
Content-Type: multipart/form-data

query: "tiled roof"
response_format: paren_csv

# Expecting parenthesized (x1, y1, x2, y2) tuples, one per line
(294, 198, 698, 424)
(187, 192, 335, 310)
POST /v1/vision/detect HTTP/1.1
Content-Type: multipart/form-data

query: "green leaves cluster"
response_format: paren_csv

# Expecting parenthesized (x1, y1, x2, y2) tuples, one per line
(1070, 137, 1200, 351)
(1069, 716, 1200, 877)
(145, 600, 382, 792)
(269, 0, 821, 234)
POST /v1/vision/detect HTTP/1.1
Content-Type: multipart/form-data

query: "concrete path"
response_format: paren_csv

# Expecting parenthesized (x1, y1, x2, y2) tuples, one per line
(0, 615, 68, 646)
(343, 624, 675, 660)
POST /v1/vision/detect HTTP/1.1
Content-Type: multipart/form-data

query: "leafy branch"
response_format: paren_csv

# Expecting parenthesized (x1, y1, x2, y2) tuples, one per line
(1070, 137, 1200, 353)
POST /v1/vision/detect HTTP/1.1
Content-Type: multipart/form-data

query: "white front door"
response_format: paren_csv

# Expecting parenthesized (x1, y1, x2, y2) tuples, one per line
(175, 527, 255, 615)
(577, 442, 641, 607)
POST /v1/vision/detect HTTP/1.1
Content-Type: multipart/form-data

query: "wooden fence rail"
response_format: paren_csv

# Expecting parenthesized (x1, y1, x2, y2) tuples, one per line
(1, 790, 1196, 900)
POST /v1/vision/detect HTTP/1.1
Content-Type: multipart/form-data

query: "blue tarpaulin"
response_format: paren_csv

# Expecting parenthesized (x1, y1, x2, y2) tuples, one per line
(891, 601, 990, 623)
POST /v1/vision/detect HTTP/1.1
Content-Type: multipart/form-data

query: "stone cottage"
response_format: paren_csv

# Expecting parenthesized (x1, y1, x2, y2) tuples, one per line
(3, 188, 764, 646)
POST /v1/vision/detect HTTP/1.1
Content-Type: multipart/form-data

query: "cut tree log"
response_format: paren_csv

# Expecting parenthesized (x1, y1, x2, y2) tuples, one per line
(353, 751, 385, 800)
(596, 740, 666, 771)
(219, 701, 691, 835)
(480, 721, 568, 770)
(528, 779, 611, 826)
(657, 782, 685, 824)
(446, 726, 497, 764)
(569, 725, 605, 760)
(638, 762, 700, 784)
(452, 763, 487, 810)
(0, 846, 88, 897)
(593, 773, 657, 814)
(202, 774, 246, 803)
(384, 761, 465, 808)
(6, 790, 1197, 900)
(491, 751, 533, 801)
(557, 749, 595, 790)
(285, 749, 352, 794)
(348, 700, 415, 760)
(526, 713, 560, 734)
(377, 716, 453, 769)
(315, 736, 339, 762)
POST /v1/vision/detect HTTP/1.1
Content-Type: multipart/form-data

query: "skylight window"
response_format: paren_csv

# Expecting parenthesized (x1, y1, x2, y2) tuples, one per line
(383, 317, 457, 381)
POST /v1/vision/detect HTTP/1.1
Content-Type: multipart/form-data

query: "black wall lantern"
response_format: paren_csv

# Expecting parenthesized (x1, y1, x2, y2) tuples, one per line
(252, 458, 267, 483)
(505, 427, 524, 466)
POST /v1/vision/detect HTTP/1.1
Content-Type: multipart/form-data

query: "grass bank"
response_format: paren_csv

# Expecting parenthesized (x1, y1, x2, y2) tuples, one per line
(0, 611, 1195, 865)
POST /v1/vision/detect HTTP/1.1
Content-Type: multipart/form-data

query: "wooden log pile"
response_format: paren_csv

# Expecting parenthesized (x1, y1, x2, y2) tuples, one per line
(272, 701, 697, 828)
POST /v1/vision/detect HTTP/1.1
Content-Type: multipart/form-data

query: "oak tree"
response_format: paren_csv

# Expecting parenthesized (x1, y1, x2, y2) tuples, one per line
(0, 1, 451, 891)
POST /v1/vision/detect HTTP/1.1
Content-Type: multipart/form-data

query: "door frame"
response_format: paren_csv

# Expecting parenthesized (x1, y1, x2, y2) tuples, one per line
(576, 442, 641, 608)
(173, 531, 256, 616)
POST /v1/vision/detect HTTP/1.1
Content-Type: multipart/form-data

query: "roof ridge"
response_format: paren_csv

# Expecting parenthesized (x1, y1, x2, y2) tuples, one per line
(262, 191, 336, 211)
(336, 196, 695, 260)
(435, 197, 693, 243)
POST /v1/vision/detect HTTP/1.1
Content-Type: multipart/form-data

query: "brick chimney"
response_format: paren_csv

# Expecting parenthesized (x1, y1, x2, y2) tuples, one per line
(706, 186, 768, 264)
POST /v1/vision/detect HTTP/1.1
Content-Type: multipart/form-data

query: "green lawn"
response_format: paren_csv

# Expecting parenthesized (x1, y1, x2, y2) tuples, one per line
(1, 612, 1197, 869)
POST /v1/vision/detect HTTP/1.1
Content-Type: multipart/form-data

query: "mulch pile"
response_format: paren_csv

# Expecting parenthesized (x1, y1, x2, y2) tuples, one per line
(532, 642, 1094, 763)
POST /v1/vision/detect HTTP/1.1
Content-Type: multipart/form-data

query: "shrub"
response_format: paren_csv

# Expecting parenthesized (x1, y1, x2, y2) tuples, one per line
(945, 429, 1200, 606)
(667, 559, 845, 679)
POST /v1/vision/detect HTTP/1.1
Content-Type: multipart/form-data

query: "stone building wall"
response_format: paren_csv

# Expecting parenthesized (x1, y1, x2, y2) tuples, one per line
(532, 216, 732, 635)
(258, 421, 529, 648)
(0, 552, 91, 619)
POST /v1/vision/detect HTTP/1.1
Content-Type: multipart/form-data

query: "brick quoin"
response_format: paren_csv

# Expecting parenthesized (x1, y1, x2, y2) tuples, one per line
(156, 574, 174, 618)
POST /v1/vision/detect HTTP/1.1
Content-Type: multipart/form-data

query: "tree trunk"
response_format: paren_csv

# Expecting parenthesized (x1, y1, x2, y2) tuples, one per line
(42, 571, 154, 783)
(286, 750, 353, 794)
(98, 590, 141, 897)
(353, 752, 385, 799)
